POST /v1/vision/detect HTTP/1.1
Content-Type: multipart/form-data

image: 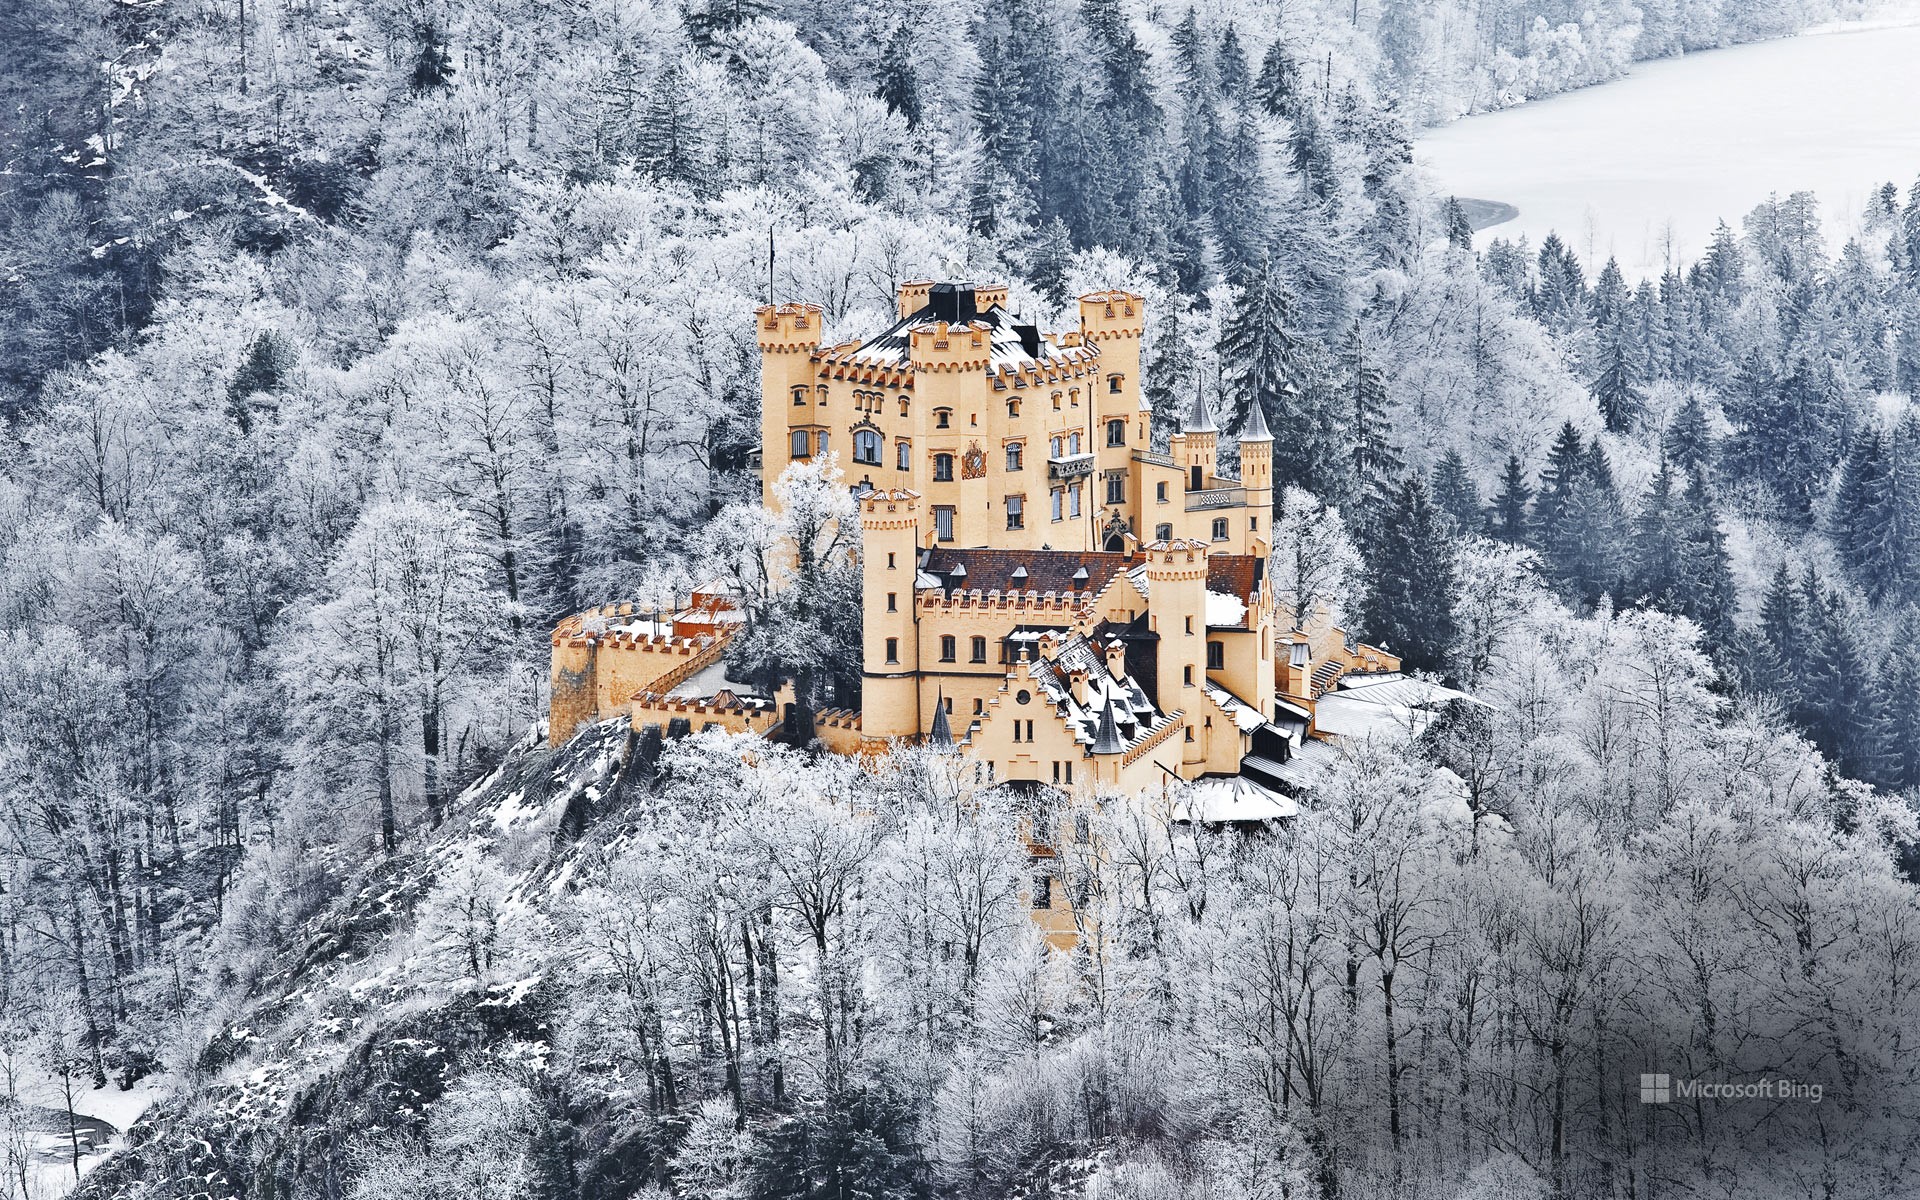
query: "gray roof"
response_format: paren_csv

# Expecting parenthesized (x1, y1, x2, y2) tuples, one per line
(1184, 376, 1218, 434)
(1240, 397, 1272, 443)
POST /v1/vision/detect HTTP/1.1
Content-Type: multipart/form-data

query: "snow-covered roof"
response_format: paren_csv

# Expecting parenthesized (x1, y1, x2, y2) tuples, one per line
(1205, 589, 1247, 629)
(1174, 774, 1297, 823)
(1203, 682, 1267, 733)
(822, 293, 1097, 373)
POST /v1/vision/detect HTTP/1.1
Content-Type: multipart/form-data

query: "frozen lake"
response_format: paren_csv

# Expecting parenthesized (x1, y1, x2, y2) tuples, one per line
(1415, 12, 1920, 278)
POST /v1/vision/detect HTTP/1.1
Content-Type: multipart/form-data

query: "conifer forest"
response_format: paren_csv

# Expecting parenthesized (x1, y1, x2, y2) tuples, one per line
(4, 0, 1920, 1196)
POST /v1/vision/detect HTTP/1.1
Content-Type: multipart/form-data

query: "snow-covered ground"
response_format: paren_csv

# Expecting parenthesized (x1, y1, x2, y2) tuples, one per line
(1416, 5, 1920, 278)
(7, 1065, 162, 1200)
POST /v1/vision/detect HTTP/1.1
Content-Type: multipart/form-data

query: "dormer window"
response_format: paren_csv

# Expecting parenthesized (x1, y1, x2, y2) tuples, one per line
(936, 408, 952, 429)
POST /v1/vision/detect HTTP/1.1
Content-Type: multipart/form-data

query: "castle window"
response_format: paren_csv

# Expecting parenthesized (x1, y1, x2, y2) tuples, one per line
(885, 637, 899, 663)
(887, 592, 897, 612)
(1006, 495, 1024, 530)
(1250, 514, 1258, 530)
(818, 431, 830, 456)
(974, 697, 984, 714)
(1008, 399, 1020, 418)
(1006, 442, 1023, 471)
(853, 429, 882, 465)
(1207, 641, 1225, 670)
(900, 399, 910, 417)
(791, 429, 810, 458)
(934, 454, 954, 482)
(936, 408, 952, 429)
(1191, 465, 1203, 491)
(1185, 726, 1195, 742)
(1156, 482, 1168, 503)
(1186, 617, 1194, 635)
(934, 506, 954, 541)
(793, 387, 807, 407)
(972, 636, 988, 662)
(1106, 476, 1124, 505)
(1052, 392, 1062, 411)
(1050, 435, 1063, 458)
(1068, 432, 1081, 455)
(887, 552, 896, 568)
(1070, 388, 1080, 407)
(1155, 523, 1172, 541)
(1107, 419, 1126, 447)
(1032, 872, 1052, 909)
(1212, 517, 1229, 541)
(1068, 486, 1081, 518)
(1051, 489, 1063, 522)
(941, 635, 957, 662)
(1108, 374, 1123, 394)
(897, 440, 911, 470)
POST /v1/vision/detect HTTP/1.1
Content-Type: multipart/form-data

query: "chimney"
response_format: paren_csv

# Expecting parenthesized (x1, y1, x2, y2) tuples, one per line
(1105, 638, 1127, 682)
(1015, 323, 1042, 358)
(1282, 638, 1312, 700)
(1070, 667, 1093, 708)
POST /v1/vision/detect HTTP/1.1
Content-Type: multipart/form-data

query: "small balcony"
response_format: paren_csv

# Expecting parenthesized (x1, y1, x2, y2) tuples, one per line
(1048, 452, 1096, 482)
(1186, 486, 1245, 511)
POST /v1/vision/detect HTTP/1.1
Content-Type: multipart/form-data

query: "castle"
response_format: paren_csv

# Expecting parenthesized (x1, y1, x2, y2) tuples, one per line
(550, 281, 1414, 814)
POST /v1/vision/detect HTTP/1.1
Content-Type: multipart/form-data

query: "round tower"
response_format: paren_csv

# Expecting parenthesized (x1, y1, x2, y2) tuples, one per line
(860, 488, 923, 741)
(757, 302, 825, 508)
(1144, 538, 1209, 769)
(1181, 377, 1219, 492)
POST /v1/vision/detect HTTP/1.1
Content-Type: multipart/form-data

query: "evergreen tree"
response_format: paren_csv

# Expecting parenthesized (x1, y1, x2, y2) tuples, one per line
(1254, 37, 1299, 119)
(1170, 8, 1216, 97)
(1592, 329, 1643, 433)
(1677, 469, 1738, 656)
(1430, 450, 1480, 531)
(1752, 562, 1804, 701)
(873, 24, 922, 128)
(1219, 259, 1308, 454)
(1632, 458, 1685, 606)
(1144, 302, 1197, 446)
(1872, 609, 1920, 790)
(1832, 426, 1905, 602)
(1663, 394, 1715, 474)
(1444, 197, 1473, 252)
(1488, 452, 1531, 544)
(1360, 476, 1458, 676)
(1215, 25, 1250, 100)
(1801, 581, 1876, 778)
(1343, 321, 1400, 499)
(1208, 114, 1268, 280)
(635, 60, 711, 191)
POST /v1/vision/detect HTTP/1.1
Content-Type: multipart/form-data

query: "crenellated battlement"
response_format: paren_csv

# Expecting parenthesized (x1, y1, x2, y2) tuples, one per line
(907, 320, 995, 372)
(1078, 289, 1145, 341)
(757, 302, 824, 352)
(917, 589, 1097, 616)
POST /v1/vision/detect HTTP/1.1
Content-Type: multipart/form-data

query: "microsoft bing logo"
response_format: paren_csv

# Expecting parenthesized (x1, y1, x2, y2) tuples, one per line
(1640, 1074, 1671, 1103)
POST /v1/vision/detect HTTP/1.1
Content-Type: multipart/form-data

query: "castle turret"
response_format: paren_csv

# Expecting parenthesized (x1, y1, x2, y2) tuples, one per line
(1182, 378, 1218, 492)
(1238, 400, 1273, 555)
(1079, 290, 1145, 417)
(757, 302, 825, 507)
(1145, 539, 1210, 772)
(861, 488, 923, 741)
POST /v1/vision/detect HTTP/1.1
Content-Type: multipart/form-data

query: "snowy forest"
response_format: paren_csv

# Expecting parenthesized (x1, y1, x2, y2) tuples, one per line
(4, 0, 1920, 1195)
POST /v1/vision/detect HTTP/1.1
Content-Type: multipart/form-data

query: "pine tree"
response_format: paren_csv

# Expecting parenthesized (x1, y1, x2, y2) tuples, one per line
(874, 24, 922, 128)
(636, 60, 711, 191)
(1752, 561, 1804, 701)
(1700, 220, 1743, 298)
(1360, 476, 1457, 676)
(1343, 321, 1400, 499)
(1832, 427, 1905, 602)
(1215, 25, 1250, 100)
(1208, 114, 1268, 280)
(1444, 197, 1473, 252)
(1488, 452, 1531, 544)
(1254, 37, 1299, 119)
(1218, 259, 1307, 446)
(1592, 330, 1643, 433)
(1170, 8, 1216, 97)
(1632, 458, 1685, 606)
(1872, 609, 1920, 790)
(1430, 450, 1480, 531)
(1663, 394, 1714, 474)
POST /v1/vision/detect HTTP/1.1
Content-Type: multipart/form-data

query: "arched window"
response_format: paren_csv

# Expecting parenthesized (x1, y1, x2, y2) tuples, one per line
(790, 429, 810, 458)
(1008, 399, 1021, 417)
(792, 387, 807, 407)
(1050, 435, 1063, 458)
(935, 408, 952, 429)
(1108, 374, 1123, 394)
(1068, 431, 1082, 455)
(934, 453, 954, 482)
(853, 429, 882, 465)
(817, 431, 830, 457)
(896, 440, 911, 470)
(1106, 419, 1127, 447)
(1006, 442, 1023, 471)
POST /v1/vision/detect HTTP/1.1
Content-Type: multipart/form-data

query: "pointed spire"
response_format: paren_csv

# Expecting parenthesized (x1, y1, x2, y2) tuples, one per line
(1239, 396, 1272, 443)
(1091, 697, 1127, 755)
(1184, 371, 1217, 434)
(928, 690, 953, 748)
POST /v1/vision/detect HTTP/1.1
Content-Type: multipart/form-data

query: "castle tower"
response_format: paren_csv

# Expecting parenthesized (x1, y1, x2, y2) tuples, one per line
(1238, 399, 1274, 555)
(1145, 539, 1210, 771)
(860, 488, 923, 741)
(756, 302, 825, 507)
(1182, 378, 1218, 492)
(907, 287, 997, 548)
(1079, 290, 1145, 425)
